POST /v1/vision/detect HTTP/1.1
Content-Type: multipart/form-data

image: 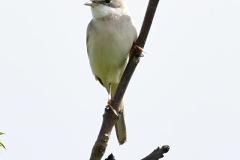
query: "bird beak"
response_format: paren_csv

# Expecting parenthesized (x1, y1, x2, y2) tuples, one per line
(84, 0, 103, 6)
(84, 1, 93, 7)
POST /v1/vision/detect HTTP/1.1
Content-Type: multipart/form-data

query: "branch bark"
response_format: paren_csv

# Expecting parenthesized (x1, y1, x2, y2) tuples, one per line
(90, 0, 162, 159)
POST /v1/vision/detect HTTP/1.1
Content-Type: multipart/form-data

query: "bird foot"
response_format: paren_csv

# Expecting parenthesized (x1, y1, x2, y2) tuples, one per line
(106, 102, 119, 119)
(130, 42, 145, 58)
(107, 99, 113, 106)
(106, 99, 123, 119)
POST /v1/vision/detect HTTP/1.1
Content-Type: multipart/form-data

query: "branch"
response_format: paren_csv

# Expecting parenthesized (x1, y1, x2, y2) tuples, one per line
(105, 154, 116, 160)
(90, 0, 161, 159)
(105, 145, 170, 160)
(141, 145, 170, 160)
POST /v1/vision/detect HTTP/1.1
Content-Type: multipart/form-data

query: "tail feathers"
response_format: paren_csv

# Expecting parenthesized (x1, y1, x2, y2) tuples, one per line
(115, 101, 127, 145)
(110, 84, 127, 145)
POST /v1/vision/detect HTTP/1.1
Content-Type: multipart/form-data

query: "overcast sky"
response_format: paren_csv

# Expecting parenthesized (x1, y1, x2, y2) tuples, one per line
(0, 0, 240, 160)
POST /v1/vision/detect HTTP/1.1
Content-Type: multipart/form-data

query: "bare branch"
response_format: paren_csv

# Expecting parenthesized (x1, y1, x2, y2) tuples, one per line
(105, 145, 170, 160)
(141, 145, 170, 160)
(90, 0, 161, 159)
(105, 154, 116, 160)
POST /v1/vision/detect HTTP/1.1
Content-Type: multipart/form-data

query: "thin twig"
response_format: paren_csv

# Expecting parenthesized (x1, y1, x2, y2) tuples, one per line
(141, 145, 170, 160)
(105, 145, 170, 160)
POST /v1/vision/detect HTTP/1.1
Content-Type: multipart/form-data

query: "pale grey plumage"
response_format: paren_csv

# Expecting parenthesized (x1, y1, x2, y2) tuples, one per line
(85, 0, 137, 144)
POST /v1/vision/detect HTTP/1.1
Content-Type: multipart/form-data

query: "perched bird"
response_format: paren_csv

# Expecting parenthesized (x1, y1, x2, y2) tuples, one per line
(85, 0, 137, 144)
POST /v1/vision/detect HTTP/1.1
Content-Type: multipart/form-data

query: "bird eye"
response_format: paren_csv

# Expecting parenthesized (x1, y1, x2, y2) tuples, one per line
(105, 0, 111, 3)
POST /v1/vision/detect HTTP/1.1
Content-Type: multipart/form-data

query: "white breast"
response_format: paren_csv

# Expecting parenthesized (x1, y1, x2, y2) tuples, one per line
(87, 15, 137, 88)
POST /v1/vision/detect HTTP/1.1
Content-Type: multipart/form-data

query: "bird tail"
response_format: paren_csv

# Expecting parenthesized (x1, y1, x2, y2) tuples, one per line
(115, 101, 127, 145)
(110, 83, 127, 145)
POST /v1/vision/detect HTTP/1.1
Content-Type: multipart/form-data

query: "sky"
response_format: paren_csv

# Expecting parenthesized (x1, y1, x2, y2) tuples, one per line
(0, 0, 240, 160)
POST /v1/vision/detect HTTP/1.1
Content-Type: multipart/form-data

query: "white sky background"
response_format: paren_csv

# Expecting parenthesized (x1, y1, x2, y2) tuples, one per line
(0, 0, 240, 159)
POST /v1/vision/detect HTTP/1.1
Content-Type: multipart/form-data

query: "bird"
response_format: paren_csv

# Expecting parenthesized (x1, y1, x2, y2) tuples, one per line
(85, 0, 137, 144)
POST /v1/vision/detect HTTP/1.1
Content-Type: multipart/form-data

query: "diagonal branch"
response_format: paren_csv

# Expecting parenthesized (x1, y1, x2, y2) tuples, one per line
(90, 0, 161, 160)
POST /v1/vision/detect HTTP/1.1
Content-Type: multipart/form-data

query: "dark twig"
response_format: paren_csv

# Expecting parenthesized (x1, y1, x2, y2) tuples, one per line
(90, 0, 161, 159)
(141, 145, 170, 160)
(105, 154, 116, 160)
(105, 145, 169, 160)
